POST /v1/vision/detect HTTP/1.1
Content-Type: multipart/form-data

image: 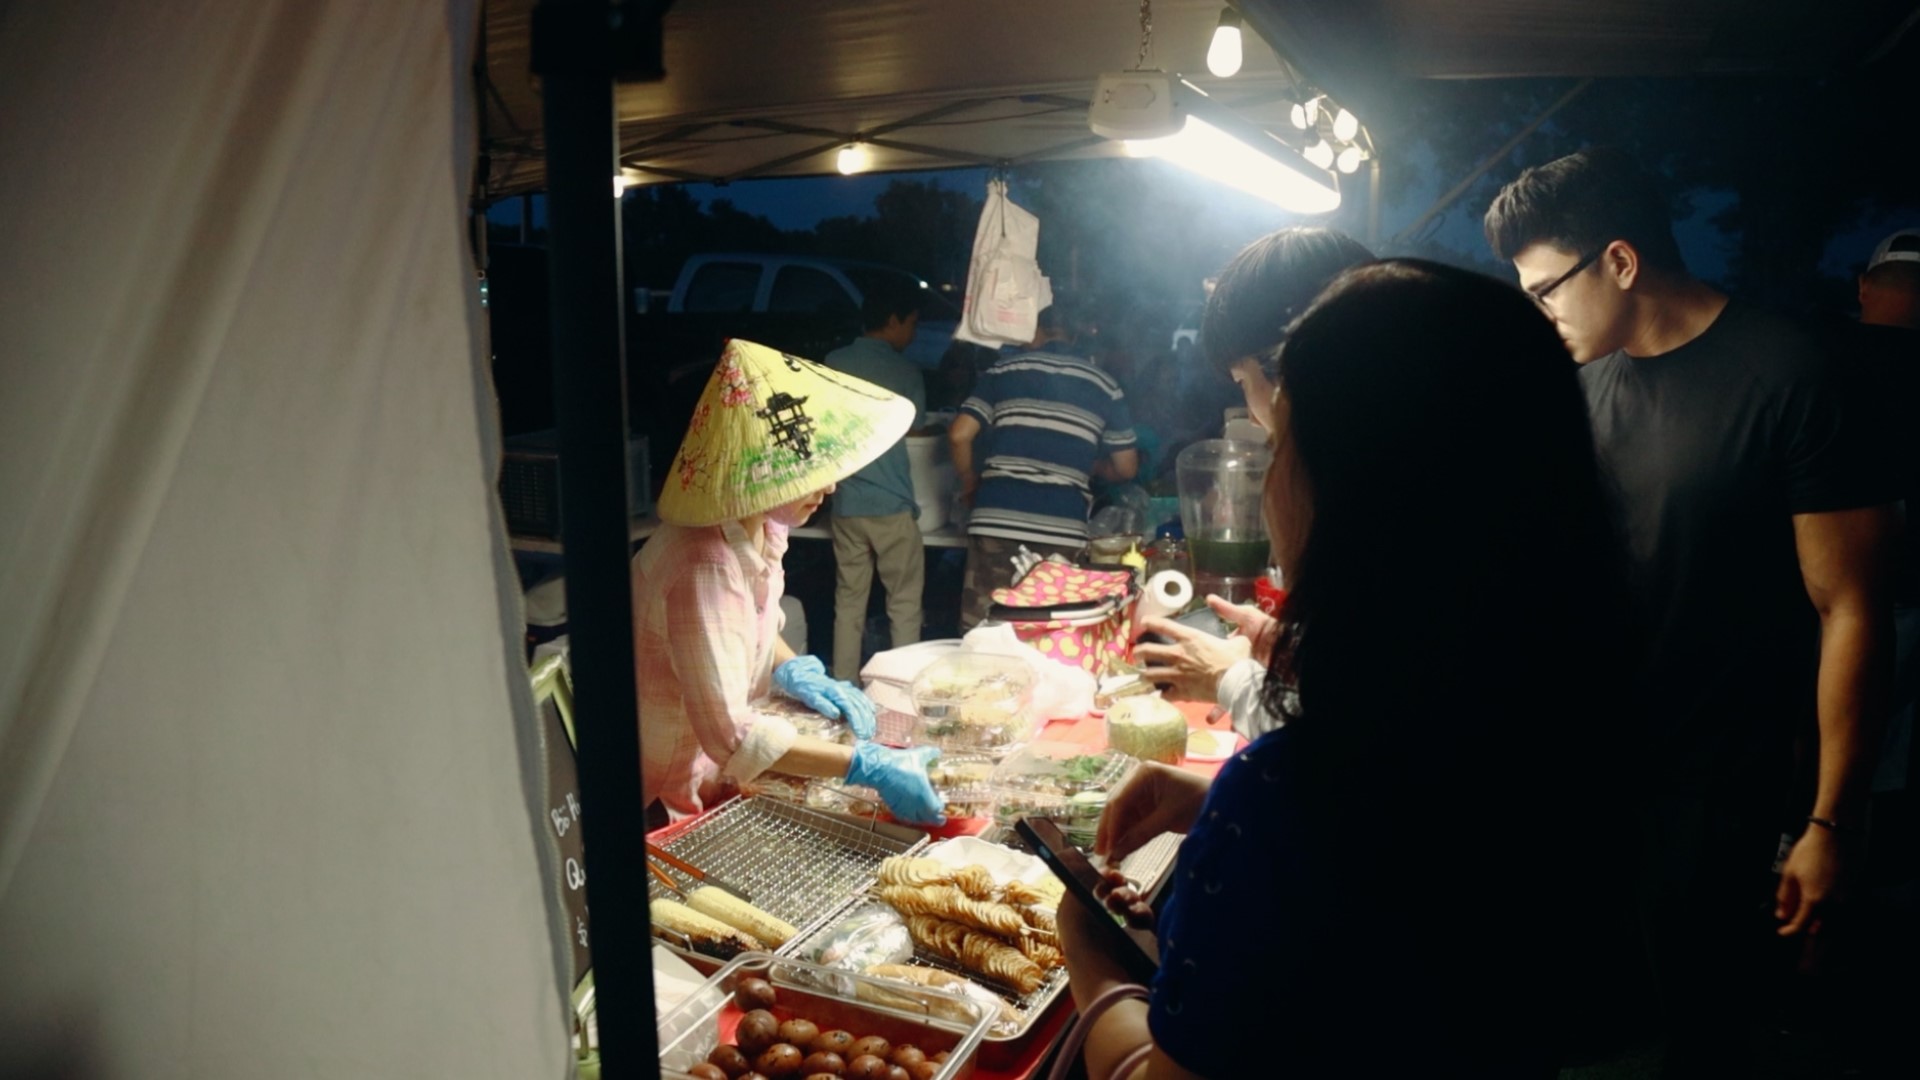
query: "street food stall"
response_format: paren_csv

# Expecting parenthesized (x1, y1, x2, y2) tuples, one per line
(11, 0, 1912, 1077)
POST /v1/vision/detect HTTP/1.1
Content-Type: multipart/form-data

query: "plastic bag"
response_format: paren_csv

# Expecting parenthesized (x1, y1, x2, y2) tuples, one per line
(956, 179, 1052, 347)
(805, 903, 914, 990)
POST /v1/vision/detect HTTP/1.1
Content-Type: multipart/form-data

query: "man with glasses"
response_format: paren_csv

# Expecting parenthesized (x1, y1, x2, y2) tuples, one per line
(1486, 148, 1896, 1075)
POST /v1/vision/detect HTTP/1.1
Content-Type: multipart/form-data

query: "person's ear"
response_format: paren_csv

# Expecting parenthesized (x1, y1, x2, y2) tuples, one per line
(1605, 240, 1640, 291)
(1858, 274, 1870, 306)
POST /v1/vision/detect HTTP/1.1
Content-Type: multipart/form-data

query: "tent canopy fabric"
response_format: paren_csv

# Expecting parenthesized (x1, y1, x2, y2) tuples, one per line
(0, 1, 571, 1076)
(480, 0, 1920, 197)
(481, 0, 1313, 194)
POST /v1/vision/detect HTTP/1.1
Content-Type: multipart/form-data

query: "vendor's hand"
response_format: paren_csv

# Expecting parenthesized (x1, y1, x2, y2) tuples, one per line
(1094, 762, 1212, 862)
(1132, 614, 1252, 703)
(773, 655, 878, 738)
(1204, 595, 1280, 665)
(846, 743, 945, 826)
(1776, 825, 1845, 936)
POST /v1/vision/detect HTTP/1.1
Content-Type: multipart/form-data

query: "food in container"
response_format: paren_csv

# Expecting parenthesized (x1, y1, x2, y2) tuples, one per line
(908, 653, 1038, 757)
(655, 953, 991, 1080)
(1104, 693, 1187, 765)
(988, 743, 1136, 848)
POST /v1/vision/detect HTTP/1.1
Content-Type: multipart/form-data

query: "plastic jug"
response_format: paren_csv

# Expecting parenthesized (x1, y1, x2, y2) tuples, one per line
(1176, 438, 1273, 603)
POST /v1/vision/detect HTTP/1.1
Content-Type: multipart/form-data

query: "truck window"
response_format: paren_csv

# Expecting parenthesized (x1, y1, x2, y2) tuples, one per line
(769, 266, 856, 316)
(682, 261, 762, 312)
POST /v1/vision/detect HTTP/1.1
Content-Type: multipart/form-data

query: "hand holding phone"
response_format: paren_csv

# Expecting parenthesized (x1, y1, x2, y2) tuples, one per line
(1014, 817, 1160, 984)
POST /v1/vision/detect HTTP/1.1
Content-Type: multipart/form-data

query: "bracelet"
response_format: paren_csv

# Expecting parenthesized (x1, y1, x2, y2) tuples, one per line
(1806, 815, 1855, 835)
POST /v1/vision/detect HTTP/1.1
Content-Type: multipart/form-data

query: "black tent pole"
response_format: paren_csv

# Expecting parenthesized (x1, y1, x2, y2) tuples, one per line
(530, 2, 670, 1076)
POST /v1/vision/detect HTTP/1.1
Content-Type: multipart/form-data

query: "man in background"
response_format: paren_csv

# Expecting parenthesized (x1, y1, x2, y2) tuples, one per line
(1485, 148, 1896, 1075)
(822, 277, 927, 680)
(950, 303, 1138, 630)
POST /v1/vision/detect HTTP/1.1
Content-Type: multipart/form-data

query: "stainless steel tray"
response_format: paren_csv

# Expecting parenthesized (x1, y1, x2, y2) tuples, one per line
(648, 796, 929, 959)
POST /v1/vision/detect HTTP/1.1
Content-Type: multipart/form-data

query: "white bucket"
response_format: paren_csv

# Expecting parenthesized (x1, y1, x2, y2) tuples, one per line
(906, 433, 956, 532)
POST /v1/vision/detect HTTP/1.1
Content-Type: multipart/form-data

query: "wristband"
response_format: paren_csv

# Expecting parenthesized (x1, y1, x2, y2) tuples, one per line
(1806, 815, 1855, 835)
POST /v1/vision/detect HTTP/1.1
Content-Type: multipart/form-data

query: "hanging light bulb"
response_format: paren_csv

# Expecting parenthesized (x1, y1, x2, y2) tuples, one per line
(836, 143, 871, 175)
(1336, 145, 1363, 174)
(1303, 97, 1320, 126)
(1289, 102, 1309, 129)
(1305, 139, 1335, 170)
(1333, 107, 1359, 142)
(613, 166, 644, 198)
(1206, 9, 1244, 78)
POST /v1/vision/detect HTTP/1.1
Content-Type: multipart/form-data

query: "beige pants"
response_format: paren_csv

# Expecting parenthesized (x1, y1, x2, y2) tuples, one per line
(831, 512, 926, 679)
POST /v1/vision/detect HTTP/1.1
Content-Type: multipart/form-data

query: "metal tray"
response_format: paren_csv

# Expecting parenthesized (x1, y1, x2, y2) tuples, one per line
(785, 842, 1086, 1044)
(657, 952, 993, 1080)
(648, 797, 929, 960)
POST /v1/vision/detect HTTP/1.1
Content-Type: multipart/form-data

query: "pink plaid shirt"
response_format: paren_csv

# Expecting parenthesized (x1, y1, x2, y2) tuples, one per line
(631, 520, 797, 819)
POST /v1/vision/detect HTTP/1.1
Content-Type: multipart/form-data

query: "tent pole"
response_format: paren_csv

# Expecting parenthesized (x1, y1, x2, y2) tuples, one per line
(532, 2, 668, 1076)
(1390, 78, 1592, 246)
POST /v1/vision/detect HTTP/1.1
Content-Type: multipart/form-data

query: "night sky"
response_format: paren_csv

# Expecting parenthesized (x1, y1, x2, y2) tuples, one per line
(489, 159, 1909, 296)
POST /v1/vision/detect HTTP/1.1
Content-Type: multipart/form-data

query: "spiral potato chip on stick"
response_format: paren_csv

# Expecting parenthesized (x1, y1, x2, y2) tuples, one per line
(876, 856, 950, 888)
(905, 915, 1048, 995)
(878, 884, 1027, 938)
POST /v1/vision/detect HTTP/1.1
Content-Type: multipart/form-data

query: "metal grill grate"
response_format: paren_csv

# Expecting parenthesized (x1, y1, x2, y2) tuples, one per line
(649, 798, 927, 954)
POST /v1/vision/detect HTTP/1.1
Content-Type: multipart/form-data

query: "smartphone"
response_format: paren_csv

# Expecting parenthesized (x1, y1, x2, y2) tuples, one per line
(1013, 817, 1160, 984)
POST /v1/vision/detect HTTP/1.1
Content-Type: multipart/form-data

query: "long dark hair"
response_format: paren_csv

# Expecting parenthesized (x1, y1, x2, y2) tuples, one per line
(1256, 258, 1637, 1061)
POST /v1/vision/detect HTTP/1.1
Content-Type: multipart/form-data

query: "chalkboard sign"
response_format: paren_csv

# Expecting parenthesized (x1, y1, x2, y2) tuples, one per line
(537, 670, 592, 985)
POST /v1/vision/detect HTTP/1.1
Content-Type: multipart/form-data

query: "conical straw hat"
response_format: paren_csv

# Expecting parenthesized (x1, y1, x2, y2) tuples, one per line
(656, 339, 916, 526)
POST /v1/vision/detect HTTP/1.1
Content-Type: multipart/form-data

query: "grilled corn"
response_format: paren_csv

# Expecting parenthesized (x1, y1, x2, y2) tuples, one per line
(649, 898, 763, 958)
(687, 885, 797, 947)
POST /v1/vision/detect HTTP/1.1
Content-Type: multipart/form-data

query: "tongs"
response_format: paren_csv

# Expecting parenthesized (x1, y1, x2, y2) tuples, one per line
(646, 841, 753, 902)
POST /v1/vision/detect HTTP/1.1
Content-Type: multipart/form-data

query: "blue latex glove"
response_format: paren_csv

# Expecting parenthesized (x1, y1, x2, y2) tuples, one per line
(772, 655, 877, 739)
(846, 743, 946, 826)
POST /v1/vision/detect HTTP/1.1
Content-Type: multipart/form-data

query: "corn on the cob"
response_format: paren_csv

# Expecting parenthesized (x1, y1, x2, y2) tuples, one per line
(687, 885, 797, 947)
(650, 898, 764, 958)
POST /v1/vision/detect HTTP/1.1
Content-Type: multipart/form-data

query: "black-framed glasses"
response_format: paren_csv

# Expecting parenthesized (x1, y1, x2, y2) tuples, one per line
(1527, 248, 1603, 307)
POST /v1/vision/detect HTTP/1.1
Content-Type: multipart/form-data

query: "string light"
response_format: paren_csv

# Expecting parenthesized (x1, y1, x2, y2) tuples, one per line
(1333, 107, 1359, 142)
(1206, 9, 1243, 77)
(836, 143, 871, 175)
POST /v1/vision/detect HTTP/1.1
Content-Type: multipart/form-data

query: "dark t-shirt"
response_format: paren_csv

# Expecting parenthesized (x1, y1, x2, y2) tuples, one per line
(1579, 301, 1892, 805)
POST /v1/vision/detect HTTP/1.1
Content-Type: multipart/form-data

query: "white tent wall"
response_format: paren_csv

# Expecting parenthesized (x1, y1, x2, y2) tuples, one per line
(0, 2, 571, 1077)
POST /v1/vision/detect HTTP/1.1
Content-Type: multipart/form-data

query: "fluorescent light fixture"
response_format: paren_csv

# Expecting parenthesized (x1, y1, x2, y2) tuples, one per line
(1123, 100, 1339, 213)
(1207, 9, 1244, 77)
(836, 143, 871, 175)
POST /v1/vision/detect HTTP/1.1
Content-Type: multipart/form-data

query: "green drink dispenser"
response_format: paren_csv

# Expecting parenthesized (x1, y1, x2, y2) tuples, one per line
(1176, 438, 1273, 603)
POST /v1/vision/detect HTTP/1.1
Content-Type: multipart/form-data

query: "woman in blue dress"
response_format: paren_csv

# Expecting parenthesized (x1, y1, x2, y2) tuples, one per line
(1059, 260, 1635, 1078)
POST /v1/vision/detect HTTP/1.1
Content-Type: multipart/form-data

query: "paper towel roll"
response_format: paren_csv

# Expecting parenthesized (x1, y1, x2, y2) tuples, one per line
(1135, 570, 1194, 627)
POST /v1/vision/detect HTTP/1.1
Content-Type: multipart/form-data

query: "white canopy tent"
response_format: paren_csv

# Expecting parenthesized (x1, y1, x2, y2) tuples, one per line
(0, 2, 570, 1077)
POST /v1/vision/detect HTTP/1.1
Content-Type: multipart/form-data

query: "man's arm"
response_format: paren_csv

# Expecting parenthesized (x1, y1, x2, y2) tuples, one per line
(1092, 448, 1140, 482)
(949, 411, 982, 502)
(1777, 504, 1895, 935)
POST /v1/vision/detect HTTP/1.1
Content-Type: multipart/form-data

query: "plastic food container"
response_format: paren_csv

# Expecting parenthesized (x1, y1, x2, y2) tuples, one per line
(814, 752, 999, 821)
(1104, 693, 1188, 765)
(989, 742, 1137, 848)
(908, 653, 1039, 757)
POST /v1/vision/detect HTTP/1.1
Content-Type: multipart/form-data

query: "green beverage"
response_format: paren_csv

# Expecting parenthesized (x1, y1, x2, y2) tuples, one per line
(1189, 536, 1271, 578)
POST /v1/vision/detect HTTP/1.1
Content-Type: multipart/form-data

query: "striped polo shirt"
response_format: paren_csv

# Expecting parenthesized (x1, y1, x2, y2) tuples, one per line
(961, 347, 1136, 545)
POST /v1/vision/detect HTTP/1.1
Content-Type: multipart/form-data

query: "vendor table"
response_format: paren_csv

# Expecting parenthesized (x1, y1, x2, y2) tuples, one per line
(645, 697, 1243, 1080)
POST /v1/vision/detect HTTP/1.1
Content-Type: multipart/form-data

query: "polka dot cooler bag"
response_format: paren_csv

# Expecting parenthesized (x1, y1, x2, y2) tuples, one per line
(991, 562, 1137, 677)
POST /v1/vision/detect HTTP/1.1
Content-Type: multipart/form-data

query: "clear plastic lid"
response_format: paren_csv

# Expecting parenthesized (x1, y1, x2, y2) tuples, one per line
(908, 652, 1039, 756)
(988, 742, 1138, 846)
